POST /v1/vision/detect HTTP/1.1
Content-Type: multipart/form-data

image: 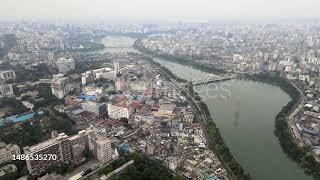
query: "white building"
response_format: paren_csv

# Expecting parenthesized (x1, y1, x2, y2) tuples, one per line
(107, 103, 130, 119)
(51, 74, 81, 99)
(0, 70, 16, 81)
(81, 71, 95, 85)
(81, 68, 115, 85)
(56, 57, 75, 74)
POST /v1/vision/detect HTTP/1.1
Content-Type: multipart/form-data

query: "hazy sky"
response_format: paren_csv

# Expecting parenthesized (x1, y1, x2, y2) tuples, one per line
(1, 0, 319, 21)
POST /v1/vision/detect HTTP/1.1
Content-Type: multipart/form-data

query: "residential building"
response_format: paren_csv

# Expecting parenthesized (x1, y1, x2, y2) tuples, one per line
(23, 127, 113, 175)
(23, 132, 72, 176)
(115, 76, 127, 92)
(0, 84, 14, 96)
(107, 103, 130, 119)
(69, 130, 89, 165)
(81, 71, 95, 85)
(0, 164, 17, 178)
(0, 70, 16, 81)
(0, 142, 20, 164)
(158, 103, 176, 114)
(81, 68, 115, 85)
(88, 132, 112, 163)
(81, 101, 107, 117)
(56, 57, 75, 74)
(113, 61, 120, 80)
(51, 74, 81, 99)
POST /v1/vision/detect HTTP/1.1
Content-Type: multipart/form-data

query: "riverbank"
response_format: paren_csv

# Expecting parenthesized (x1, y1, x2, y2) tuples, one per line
(240, 73, 320, 179)
(97, 35, 315, 179)
(147, 58, 251, 180)
(150, 50, 320, 179)
(133, 39, 227, 75)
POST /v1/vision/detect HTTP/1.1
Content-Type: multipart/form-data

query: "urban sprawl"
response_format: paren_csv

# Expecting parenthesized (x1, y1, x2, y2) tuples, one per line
(1, 22, 320, 180)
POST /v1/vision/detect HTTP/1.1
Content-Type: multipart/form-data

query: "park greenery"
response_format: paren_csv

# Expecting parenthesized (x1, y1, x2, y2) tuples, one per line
(0, 97, 28, 118)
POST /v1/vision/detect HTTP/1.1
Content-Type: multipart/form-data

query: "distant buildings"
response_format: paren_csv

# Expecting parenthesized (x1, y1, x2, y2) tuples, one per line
(51, 74, 81, 99)
(0, 142, 21, 164)
(0, 70, 16, 81)
(56, 57, 75, 74)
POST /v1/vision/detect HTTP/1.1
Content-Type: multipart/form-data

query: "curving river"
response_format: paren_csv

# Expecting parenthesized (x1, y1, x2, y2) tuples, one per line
(100, 36, 313, 180)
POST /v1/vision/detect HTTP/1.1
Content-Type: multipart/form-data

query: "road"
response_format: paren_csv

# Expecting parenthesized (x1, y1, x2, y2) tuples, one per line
(287, 81, 306, 147)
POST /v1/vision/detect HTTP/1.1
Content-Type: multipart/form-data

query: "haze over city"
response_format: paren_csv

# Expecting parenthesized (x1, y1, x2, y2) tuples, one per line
(1, 1, 320, 180)
(1, 0, 320, 22)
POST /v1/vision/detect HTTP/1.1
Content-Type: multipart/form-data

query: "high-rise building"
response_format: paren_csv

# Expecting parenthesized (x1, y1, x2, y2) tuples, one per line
(56, 57, 75, 74)
(23, 132, 72, 176)
(23, 128, 113, 176)
(68, 130, 89, 165)
(0, 142, 20, 164)
(113, 61, 120, 80)
(81, 71, 96, 85)
(88, 131, 112, 164)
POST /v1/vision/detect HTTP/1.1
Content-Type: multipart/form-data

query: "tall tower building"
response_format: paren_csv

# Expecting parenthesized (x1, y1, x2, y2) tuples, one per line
(113, 61, 120, 80)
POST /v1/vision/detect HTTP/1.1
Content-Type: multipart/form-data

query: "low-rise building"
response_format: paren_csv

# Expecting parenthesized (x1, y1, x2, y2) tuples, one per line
(0, 84, 14, 96)
(0, 164, 17, 178)
(82, 101, 107, 117)
(0, 70, 16, 81)
(0, 142, 20, 164)
(51, 74, 81, 99)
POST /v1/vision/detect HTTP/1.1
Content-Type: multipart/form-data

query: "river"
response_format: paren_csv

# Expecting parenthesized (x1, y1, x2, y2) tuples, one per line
(99, 36, 313, 180)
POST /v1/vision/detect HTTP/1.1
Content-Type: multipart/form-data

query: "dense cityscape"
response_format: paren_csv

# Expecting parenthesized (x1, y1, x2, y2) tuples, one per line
(1, 0, 320, 180)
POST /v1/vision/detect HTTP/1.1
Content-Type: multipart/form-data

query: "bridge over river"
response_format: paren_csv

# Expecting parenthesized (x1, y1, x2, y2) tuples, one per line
(191, 73, 236, 85)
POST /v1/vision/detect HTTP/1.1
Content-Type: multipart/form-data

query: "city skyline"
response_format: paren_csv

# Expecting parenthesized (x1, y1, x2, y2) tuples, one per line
(1, 0, 320, 22)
